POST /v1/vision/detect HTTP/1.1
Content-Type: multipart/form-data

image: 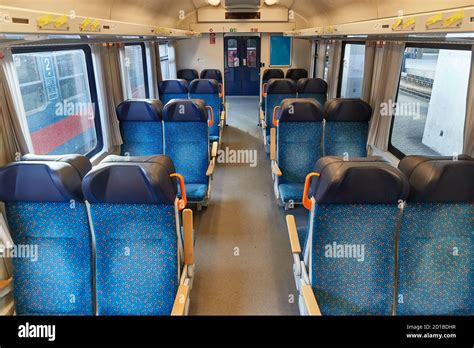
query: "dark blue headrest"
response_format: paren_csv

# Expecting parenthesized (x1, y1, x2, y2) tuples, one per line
(162, 99, 208, 122)
(310, 157, 409, 204)
(0, 158, 89, 202)
(83, 155, 177, 205)
(116, 99, 163, 122)
(262, 69, 284, 81)
(398, 155, 474, 203)
(285, 69, 308, 81)
(278, 99, 324, 123)
(266, 79, 297, 95)
(297, 78, 328, 94)
(324, 99, 372, 122)
(158, 79, 188, 94)
(189, 79, 219, 94)
(177, 69, 199, 82)
(21, 154, 92, 179)
(200, 69, 222, 82)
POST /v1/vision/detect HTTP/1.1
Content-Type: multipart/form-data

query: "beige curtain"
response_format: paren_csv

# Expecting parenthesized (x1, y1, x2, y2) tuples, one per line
(361, 41, 377, 103)
(367, 41, 406, 151)
(97, 43, 123, 147)
(327, 41, 342, 99)
(463, 45, 474, 156)
(316, 40, 327, 80)
(148, 41, 162, 99)
(0, 50, 30, 164)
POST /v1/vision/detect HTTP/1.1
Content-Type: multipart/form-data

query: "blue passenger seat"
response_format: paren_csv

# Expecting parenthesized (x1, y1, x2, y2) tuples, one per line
(116, 99, 164, 156)
(285, 68, 308, 82)
(0, 156, 94, 315)
(82, 155, 194, 315)
(158, 79, 189, 105)
(271, 99, 324, 207)
(177, 69, 199, 84)
(323, 99, 373, 157)
(162, 99, 217, 207)
(189, 79, 223, 144)
(297, 78, 328, 106)
(260, 69, 284, 112)
(200, 69, 225, 112)
(397, 155, 474, 315)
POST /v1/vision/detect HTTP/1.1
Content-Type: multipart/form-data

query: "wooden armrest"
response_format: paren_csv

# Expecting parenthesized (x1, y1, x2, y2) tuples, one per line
(206, 158, 216, 176)
(270, 127, 277, 161)
(286, 215, 301, 254)
(301, 284, 321, 316)
(0, 278, 13, 297)
(271, 162, 282, 177)
(220, 110, 225, 121)
(211, 141, 218, 158)
(171, 284, 190, 316)
(183, 209, 194, 265)
(259, 109, 265, 122)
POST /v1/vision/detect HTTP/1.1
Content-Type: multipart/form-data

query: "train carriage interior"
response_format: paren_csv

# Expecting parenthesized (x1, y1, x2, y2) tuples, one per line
(0, 0, 473, 345)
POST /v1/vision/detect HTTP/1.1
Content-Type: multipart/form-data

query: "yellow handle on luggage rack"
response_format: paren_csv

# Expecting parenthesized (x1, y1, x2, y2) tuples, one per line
(303, 172, 320, 210)
(170, 173, 187, 211)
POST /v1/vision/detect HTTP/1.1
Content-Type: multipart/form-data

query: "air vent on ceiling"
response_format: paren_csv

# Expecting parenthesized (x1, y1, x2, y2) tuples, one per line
(224, 0, 261, 12)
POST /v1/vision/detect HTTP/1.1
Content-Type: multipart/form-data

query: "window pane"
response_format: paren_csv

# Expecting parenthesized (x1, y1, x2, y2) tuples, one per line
(227, 39, 238, 68)
(323, 44, 330, 81)
(159, 44, 168, 58)
(124, 45, 147, 98)
(161, 59, 170, 80)
(246, 39, 257, 68)
(13, 49, 97, 156)
(340, 43, 366, 98)
(391, 47, 471, 156)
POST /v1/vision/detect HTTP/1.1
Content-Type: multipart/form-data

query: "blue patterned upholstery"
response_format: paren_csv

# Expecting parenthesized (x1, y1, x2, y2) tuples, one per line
(189, 79, 222, 141)
(89, 203, 178, 315)
(261, 69, 284, 110)
(279, 183, 304, 203)
(299, 93, 327, 106)
(324, 122, 368, 157)
(265, 94, 295, 138)
(297, 78, 328, 106)
(397, 203, 474, 315)
(158, 79, 189, 105)
(311, 204, 399, 315)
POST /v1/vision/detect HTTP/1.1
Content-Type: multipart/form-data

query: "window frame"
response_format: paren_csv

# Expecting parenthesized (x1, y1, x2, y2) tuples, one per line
(159, 42, 171, 80)
(337, 40, 366, 98)
(11, 44, 104, 158)
(123, 42, 150, 98)
(388, 42, 472, 159)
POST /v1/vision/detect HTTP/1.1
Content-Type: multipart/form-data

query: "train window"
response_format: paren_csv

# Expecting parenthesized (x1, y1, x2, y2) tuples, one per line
(389, 44, 472, 158)
(246, 38, 257, 68)
(323, 43, 330, 81)
(123, 43, 149, 98)
(338, 42, 366, 98)
(12, 46, 102, 157)
(159, 43, 170, 80)
(227, 38, 238, 68)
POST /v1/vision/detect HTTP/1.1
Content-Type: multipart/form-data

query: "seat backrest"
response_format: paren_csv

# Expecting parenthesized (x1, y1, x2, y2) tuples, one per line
(200, 69, 223, 83)
(0, 156, 93, 315)
(162, 99, 209, 186)
(307, 157, 409, 315)
(158, 79, 189, 105)
(21, 154, 92, 179)
(262, 68, 284, 83)
(116, 99, 163, 156)
(276, 99, 324, 184)
(264, 79, 297, 135)
(177, 69, 199, 84)
(397, 155, 474, 315)
(285, 68, 308, 81)
(297, 78, 328, 106)
(82, 155, 179, 315)
(323, 99, 373, 157)
(189, 79, 221, 139)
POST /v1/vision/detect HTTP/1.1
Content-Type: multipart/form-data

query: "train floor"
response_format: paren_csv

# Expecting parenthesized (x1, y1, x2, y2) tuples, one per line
(190, 96, 306, 315)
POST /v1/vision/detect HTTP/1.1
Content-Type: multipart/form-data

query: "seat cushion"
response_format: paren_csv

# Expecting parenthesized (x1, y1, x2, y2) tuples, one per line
(209, 135, 220, 143)
(279, 183, 304, 203)
(179, 183, 208, 202)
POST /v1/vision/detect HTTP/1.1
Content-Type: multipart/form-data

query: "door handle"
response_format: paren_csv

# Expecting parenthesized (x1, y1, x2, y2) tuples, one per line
(243, 58, 247, 67)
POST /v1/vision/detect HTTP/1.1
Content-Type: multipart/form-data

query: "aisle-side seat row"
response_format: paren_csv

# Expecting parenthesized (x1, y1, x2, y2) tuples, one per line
(117, 99, 217, 206)
(0, 154, 195, 315)
(158, 78, 225, 144)
(260, 78, 328, 148)
(286, 156, 474, 316)
(177, 68, 223, 85)
(270, 98, 372, 207)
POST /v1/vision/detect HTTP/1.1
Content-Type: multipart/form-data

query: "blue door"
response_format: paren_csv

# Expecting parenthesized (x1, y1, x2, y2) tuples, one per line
(224, 36, 261, 96)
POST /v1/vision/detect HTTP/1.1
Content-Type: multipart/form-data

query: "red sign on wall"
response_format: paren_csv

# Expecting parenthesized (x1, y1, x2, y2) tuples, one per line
(209, 29, 216, 45)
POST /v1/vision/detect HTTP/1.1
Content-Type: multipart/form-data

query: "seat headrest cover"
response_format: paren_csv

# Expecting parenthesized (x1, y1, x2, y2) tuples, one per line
(310, 157, 409, 204)
(285, 68, 308, 80)
(278, 99, 324, 123)
(177, 69, 199, 81)
(158, 79, 189, 94)
(297, 78, 328, 94)
(0, 161, 84, 202)
(82, 155, 177, 204)
(21, 154, 92, 179)
(162, 99, 208, 122)
(189, 79, 219, 94)
(200, 69, 222, 82)
(324, 99, 373, 122)
(266, 79, 297, 94)
(398, 155, 474, 203)
(116, 99, 163, 122)
(262, 69, 284, 81)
